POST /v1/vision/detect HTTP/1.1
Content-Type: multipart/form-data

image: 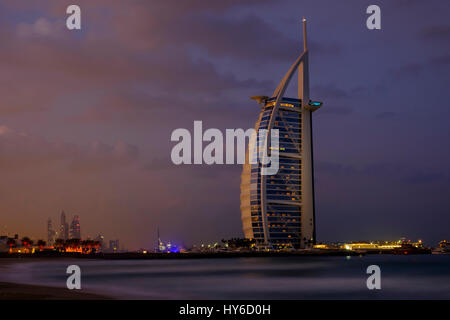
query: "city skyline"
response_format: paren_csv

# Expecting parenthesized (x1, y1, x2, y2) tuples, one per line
(0, 1, 449, 249)
(46, 211, 81, 242)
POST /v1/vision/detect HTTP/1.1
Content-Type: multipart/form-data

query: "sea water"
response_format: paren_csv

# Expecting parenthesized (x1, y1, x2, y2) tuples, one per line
(1, 255, 449, 299)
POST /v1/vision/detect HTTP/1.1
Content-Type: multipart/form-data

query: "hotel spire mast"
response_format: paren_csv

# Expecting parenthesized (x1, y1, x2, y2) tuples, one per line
(298, 18, 316, 247)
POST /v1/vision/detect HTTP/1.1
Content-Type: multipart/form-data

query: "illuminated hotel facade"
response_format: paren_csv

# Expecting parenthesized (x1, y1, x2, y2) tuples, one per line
(240, 19, 322, 249)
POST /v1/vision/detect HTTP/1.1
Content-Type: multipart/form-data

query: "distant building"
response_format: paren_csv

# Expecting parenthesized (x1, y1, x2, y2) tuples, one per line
(70, 215, 81, 239)
(155, 229, 179, 253)
(0, 236, 8, 253)
(157, 227, 163, 252)
(60, 211, 69, 240)
(94, 234, 105, 251)
(109, 240, 119, 252)
(47, 218, 56, 246)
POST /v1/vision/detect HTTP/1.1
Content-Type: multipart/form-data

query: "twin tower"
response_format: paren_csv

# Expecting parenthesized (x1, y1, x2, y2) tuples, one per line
(240, 19, 322, 249)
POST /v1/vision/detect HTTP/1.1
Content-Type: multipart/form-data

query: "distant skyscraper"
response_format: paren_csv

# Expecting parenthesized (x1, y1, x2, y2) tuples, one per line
(47, 218, 56, 245)
(157, 227, 164, 252)
(60, 211, 69, 240)
(70, 215, 81, 239)
(109, 239, 119, 252)
(94, 234, 105, 251)
(240, 19, 322, 249)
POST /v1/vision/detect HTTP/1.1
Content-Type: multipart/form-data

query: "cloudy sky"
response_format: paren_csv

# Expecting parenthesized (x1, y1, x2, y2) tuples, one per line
(0, 0, 449, 249)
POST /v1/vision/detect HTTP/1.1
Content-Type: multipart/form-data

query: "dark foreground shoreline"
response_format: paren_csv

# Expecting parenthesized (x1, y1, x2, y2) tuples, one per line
(0, 282, 110, 300)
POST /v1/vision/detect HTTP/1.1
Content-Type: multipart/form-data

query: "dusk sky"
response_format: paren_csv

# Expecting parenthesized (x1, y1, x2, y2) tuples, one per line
(0, 0, 449, 249)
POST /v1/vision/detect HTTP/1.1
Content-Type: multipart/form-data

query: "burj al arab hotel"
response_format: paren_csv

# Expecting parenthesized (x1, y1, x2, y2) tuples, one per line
(240, 19, 323, 250)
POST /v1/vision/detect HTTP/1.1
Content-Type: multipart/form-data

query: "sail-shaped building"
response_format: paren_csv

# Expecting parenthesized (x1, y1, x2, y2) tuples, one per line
(240, 19, 322, 249)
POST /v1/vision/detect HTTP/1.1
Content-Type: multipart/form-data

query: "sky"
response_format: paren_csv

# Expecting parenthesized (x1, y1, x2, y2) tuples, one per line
(0, 0, 449, 249)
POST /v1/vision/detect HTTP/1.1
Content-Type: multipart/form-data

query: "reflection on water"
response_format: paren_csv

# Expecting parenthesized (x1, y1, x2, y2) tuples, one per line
(2, 255, 450, 299)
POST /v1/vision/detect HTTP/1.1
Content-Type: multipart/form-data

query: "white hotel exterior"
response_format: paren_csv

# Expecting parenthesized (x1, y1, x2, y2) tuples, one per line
(241, 19, 322, 249)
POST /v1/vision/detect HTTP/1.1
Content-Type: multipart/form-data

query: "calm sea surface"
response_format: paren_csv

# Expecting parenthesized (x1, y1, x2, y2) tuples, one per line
(2, 255, 450, 299)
